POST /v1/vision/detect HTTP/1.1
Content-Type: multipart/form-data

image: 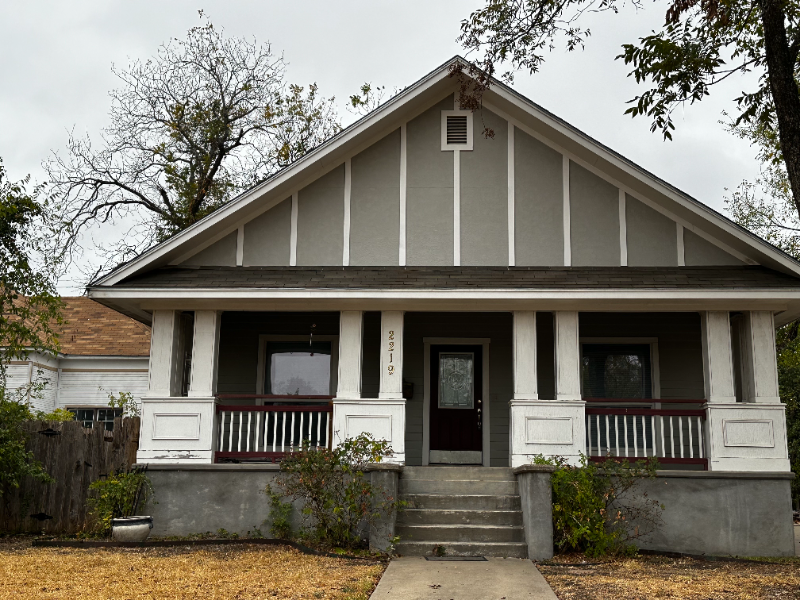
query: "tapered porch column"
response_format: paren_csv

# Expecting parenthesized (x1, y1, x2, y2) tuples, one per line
(147, 310, 185, 397)
(704, 310, 790, 471)
(510, 311, 586, 467)
(138, 310, 220, 465)
(333, 310, 405, 463)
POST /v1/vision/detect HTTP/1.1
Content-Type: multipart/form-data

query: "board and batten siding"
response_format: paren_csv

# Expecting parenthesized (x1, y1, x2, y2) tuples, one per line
(178, 92, 747, 269)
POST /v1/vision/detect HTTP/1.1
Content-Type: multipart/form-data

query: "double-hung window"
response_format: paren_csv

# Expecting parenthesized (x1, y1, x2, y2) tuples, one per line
(69, 407, 123, 431)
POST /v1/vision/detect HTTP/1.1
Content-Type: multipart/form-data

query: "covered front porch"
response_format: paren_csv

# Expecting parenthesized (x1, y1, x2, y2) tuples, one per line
(136, 307, 790, 473)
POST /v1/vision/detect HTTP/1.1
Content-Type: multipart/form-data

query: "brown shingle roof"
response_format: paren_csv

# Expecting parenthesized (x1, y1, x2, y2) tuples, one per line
(58, 297, 150, 356)
(113, 265, 800, 290)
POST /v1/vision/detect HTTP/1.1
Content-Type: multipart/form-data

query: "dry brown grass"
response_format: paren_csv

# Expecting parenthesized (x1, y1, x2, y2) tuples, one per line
(0, 540, 385, 599)
(539, 554, 800, 600)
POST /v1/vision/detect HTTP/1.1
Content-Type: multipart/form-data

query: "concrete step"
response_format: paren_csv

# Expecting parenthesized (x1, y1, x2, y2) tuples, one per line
(396, 523, 525, 543)
(394, 540, 528, 558)
(398, 508, 524, 527)
(401, 494, 521, 511)
(399, 478, 518, 495)
(402, 466, 515, 481)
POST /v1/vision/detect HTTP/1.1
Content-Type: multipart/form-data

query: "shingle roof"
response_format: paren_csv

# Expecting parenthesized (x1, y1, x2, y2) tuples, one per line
(113, 265, 800, 290)
(58, 297, 150, 356)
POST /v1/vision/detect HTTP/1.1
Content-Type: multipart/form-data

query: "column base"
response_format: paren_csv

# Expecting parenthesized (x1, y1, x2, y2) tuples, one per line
(137, 397, 217, 465)
(510, 399, 586, 468)
(333, 398, 406, 464)
(705, 403, 791, 472)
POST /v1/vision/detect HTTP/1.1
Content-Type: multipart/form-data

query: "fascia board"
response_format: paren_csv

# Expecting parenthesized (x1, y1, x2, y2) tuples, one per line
(95, 61, 461, 287)
(484, 84, 800, 277)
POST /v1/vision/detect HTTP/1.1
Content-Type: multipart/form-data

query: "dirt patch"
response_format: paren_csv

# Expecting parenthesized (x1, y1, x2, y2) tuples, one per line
(539, 554, 800, 600)
(0, 538, 385, 599)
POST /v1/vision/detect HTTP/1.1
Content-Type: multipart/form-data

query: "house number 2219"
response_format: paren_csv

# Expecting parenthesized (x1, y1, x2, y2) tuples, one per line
(387, 330, 395, 374)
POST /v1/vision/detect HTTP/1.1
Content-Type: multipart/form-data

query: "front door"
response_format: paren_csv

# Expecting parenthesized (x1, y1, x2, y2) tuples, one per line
(429, 344, 483, 464)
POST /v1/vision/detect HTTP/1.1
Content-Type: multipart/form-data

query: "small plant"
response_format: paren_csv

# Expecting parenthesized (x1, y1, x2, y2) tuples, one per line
(269, 433, 402, 550)
(88, 467, 153, 534)
(265, 486, 293, 539)
(432, 544, 446, 557)
(106, 390, 140, 417)
(34, 407, 74, 422)
(532, 454, 664, 557)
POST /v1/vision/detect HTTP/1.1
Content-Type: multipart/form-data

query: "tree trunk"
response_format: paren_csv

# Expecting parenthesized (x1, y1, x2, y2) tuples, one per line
(760, 0, 800, 218)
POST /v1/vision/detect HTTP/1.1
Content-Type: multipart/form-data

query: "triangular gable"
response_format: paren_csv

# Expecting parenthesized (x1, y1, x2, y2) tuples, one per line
(95, 57, 800, 286)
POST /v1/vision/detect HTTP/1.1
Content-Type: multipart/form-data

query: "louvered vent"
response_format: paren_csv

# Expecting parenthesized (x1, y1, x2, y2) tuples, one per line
(446, 115, 469, 145)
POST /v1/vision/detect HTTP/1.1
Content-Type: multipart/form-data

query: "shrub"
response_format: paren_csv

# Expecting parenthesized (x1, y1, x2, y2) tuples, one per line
(106, 391, 140, 417)
(34, 407, 74, 422)
(268, 434, 402, 550)
(265, 487, 293, 539)
(88, 468, 153, 534)
(0, 389, 52, 498)
(533, 454, 664, 557)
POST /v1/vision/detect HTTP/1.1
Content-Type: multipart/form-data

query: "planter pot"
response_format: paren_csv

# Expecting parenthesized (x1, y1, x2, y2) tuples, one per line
(111, 516, 153, 542)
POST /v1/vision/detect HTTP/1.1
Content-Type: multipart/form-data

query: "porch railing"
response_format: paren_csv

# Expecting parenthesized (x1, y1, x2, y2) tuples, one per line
(584, 398, 708, 469)
(215, 395, 333, 463)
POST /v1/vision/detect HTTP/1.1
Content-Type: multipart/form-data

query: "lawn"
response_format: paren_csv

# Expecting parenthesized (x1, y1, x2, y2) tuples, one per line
(539, 553, 800, 600)
(0, 539, 386, 600)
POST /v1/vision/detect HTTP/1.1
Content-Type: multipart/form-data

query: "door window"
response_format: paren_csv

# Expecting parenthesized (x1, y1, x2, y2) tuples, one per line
(438, 352, 474, 409)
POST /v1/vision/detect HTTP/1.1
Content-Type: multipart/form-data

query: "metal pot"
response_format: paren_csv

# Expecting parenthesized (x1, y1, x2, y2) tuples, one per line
(111, 516, 153, 542)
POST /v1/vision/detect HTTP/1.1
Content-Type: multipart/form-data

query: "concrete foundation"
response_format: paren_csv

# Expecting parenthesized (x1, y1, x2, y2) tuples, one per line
(366, 463, 402, 553)
(513, 465, 555, 561)
(635, 471, 796, 557)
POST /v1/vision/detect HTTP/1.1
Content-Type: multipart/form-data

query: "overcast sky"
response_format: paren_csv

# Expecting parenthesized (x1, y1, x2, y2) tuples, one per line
(0, 2, 763, 293)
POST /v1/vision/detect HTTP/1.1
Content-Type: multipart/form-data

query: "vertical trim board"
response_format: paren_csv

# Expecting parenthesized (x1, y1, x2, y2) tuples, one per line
(399, 123, 407, 266)
(508, 122, 515, 266)
(619, 189, 627, 267)
(236, 225, 244, 267)
(563, 156, 571, 266)
(677, 223, 686, 266)
(290, 192, 298, 267)
(454, 149, 461, 266)
(343, 158, 352, 266)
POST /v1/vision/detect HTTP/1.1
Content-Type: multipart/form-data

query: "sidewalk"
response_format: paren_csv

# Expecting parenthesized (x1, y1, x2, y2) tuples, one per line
(369, 557, 558, 600)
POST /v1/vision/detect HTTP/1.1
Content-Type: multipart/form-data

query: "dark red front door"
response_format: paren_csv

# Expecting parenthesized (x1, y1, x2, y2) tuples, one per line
(429, 344, 483, 460)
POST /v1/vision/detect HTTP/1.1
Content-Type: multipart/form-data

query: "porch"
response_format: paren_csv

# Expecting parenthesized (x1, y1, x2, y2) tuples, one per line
(137, 309, 790, 473)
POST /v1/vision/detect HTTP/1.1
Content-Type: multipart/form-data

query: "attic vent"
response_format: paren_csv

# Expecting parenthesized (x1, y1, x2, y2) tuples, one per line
(447, 115, 468, 145)
(441, 110, 473, 151)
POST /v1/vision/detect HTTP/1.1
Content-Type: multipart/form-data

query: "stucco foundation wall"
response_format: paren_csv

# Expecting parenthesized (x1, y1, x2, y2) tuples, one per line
(636, 472, 795, 557)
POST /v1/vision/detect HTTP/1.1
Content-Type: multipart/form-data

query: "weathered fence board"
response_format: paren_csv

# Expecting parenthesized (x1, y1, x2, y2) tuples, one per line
(0, 417, 140, 534)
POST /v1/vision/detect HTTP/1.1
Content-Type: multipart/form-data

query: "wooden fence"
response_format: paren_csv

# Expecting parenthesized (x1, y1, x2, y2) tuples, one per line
(0, 417, 140, 534)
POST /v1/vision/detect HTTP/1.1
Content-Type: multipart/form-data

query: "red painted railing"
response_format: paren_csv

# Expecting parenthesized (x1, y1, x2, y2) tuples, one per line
(585, 399, 708, 469)
(215, 396, 333, 463)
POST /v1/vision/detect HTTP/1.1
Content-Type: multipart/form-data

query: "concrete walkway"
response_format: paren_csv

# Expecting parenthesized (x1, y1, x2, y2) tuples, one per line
(369, 557, 558, 600)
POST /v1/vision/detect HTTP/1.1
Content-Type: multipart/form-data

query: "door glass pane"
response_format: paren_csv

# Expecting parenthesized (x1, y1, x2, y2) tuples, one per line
(439, 353, 474, 409)
(267, 342, 332, 395)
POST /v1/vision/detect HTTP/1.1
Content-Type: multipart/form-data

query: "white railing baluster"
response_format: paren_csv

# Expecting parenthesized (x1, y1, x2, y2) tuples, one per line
(632, 416, 638, 458)
(697, 417, 704, 459)
(650, 416, 655, 457)
(290, 411, 296, 450)
(227, 411, 234, 452)
(688, 414, 694, 459)
(281, 412, 287, 452)
(669, 417, 675, 458)
(299, 412, 305, 449)
(624, 416, 629, 457)
(316, 412, 322, 448)
(615, 415, 620, 457)
(678, 415, 684, 458)
(659, 415, 665, 459)
(605, 415, 610, 456)
(246, 412, 252, 452)
(236, 412, 243, 452)
(218, 412, 225, 451)
(272, 412, 278, 452)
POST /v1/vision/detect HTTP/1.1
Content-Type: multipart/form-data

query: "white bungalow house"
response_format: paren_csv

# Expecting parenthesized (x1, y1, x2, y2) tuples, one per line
(5, 297, 150, 427)
(87, 57, 797, 557)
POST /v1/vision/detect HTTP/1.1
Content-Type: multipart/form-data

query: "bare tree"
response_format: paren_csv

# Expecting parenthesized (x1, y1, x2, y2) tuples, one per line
(46, 18, 340, 277)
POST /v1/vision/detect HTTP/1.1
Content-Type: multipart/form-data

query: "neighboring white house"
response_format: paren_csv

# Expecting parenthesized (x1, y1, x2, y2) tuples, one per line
(5, 297, 150, 428)
(84, 57, 798, 556)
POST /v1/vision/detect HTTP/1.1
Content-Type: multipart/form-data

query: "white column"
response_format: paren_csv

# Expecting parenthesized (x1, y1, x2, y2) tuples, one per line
(701, 311, 736, 403)
(740, 311, 780, 404)
(336, 311, 363, 399)
(379, 311, 404, 399)
(147, 310, 184, 397)
(188, 311, 222, 398)
(555, 311, 581, 401)
(703, 310, 789, 471)
(511, 311, 585, 467)
(513, 311, 538, 400)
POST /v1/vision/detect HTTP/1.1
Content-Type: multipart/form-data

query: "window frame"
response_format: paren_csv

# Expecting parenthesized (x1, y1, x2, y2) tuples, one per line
(579, 337, 661, 401)
(256, 334, 339, 401)
(67, 406, 124, 430)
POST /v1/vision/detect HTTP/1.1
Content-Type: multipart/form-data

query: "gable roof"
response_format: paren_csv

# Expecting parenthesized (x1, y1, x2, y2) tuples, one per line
(91, 56, 800, 287)
(58, 297, 150, 356)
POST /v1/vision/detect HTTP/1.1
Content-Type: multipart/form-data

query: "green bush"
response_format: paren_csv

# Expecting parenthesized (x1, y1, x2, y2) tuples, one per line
(268, 434, 403, 550)
(533, 454, 663, 557)
(34, 407, 74, 422)
(88, 468, 153, 534)
(0, 389, 53, 497)
(265, 487, 293, 539)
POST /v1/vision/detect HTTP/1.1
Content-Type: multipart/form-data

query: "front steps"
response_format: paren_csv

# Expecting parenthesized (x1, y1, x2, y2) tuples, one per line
(394, 466, 527, 558)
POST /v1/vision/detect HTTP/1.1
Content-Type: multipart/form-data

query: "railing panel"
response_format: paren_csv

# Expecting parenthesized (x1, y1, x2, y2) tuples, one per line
(214, 398, 333, 463)
(586, 404, 708, 469)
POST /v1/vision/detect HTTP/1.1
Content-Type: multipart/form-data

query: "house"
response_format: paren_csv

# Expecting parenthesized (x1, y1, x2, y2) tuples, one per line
(5, 297, 150, 428)
(88, 57, 797, 557)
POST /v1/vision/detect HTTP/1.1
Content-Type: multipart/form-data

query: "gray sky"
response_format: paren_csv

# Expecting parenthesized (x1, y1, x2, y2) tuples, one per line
(0, 1, 762, 293)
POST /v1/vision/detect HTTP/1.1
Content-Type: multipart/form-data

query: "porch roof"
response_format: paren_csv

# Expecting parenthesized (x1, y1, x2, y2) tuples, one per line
(111, 265, 800, 290)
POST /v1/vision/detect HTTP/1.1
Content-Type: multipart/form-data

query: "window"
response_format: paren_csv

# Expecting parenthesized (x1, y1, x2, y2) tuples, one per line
(441, 110, 473, 151)
(264, 341, 332, 395)
(581, 343, 653, 399)
(69, 407, 123, 431)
